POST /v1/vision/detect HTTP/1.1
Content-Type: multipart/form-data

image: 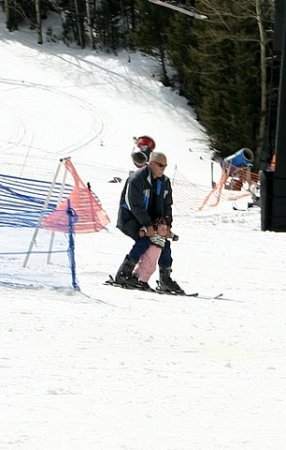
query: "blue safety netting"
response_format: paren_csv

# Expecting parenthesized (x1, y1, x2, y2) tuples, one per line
(0, 173, 73, 228)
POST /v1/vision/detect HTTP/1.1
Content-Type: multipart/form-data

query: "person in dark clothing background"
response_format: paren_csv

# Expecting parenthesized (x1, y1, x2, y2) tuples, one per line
(131, 135, 156, 168)
(115, 151, 182, 292)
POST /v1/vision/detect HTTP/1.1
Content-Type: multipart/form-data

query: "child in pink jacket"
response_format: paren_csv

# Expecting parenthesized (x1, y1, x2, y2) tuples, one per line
(133, 218, 178, 288)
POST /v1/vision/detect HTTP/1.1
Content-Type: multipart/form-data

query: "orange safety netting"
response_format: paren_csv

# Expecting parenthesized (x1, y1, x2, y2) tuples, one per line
(42, 160, 110, 233)
(198, 168, 228, 210)
(198, 166, 258, 211)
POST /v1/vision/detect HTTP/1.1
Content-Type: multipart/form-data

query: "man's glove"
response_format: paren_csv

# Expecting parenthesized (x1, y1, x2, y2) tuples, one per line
(170, 232, 179, 241)
(165, 226, 179, 241)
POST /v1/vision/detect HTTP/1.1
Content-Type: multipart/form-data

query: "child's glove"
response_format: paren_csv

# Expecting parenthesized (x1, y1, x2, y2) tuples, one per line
(150, 234, 166, 248)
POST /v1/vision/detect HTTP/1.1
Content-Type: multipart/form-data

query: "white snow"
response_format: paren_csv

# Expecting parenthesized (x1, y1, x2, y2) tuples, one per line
(1, 12, 286, 450)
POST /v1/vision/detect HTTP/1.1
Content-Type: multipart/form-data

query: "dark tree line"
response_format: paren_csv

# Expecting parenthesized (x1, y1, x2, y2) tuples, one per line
(0, 0, 279, 168)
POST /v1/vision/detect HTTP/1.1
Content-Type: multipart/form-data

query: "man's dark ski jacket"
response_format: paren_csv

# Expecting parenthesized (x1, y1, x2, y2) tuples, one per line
(117, 165, 173, 240)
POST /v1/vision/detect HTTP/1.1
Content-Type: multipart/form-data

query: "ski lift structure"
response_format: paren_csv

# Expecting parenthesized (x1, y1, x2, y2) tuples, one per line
(148, 0, 207, 20)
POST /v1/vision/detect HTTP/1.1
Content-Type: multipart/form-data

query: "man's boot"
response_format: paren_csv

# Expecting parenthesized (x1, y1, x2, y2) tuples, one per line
(115, 255, 138, 286)
(159, 267, 183, 293)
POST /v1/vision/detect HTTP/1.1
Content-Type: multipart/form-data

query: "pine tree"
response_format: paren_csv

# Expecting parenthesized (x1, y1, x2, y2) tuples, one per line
(186, 0, 274, 164)
(164, 12, 195, 97)
(131, 0, 172, 85)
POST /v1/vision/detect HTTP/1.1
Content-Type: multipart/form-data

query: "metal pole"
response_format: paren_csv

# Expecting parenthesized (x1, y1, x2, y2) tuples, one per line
(47, 163, 69, 264)
(274, 3, 286, 178)
(260, 1, 286, 231)
(67, 199, 80, 290)
(23, 157, 71, 267)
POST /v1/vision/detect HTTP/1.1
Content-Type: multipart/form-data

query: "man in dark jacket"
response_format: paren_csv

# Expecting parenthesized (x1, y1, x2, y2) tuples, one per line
(115, 151, 182, 292)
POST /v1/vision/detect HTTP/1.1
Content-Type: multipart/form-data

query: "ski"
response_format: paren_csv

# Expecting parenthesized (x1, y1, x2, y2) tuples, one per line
(155, 287, 199, 297)
(194, 293, 224, 300)
(104, 275, 224, 299)
(155, 280, 223, 299)
(156, 289, 224, 300)
(154, 279, 197, 296)
(105, 275, 199, 296)
(104, 275, 156, 292)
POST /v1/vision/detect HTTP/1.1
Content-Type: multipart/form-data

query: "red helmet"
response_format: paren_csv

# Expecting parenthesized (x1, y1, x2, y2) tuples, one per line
(136, 136, 156, 151)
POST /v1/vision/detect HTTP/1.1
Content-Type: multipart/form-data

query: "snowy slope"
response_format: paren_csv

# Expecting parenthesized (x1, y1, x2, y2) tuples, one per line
(1, 12, 286, 450)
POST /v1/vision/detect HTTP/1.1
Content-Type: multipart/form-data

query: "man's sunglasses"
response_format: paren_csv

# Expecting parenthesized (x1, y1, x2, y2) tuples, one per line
(153, 161, 168, 168)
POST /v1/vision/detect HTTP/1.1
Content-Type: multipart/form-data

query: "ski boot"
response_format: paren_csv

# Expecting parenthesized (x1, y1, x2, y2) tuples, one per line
(115, 255, 137, 287)
(159, 267, 184, 294)
(115, 256, 154, 291)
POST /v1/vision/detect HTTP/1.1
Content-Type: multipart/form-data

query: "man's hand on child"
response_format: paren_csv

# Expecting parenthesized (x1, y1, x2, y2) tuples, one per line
(139, 225, 156, 237)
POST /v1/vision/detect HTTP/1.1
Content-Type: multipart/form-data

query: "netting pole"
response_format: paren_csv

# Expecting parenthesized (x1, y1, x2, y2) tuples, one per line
(23, 157, 70, 268)
(47, 161, 69, 264)
(211, 161, 215, 188)
(171, 164, 177, 186)
(67, 199, 80, 291)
